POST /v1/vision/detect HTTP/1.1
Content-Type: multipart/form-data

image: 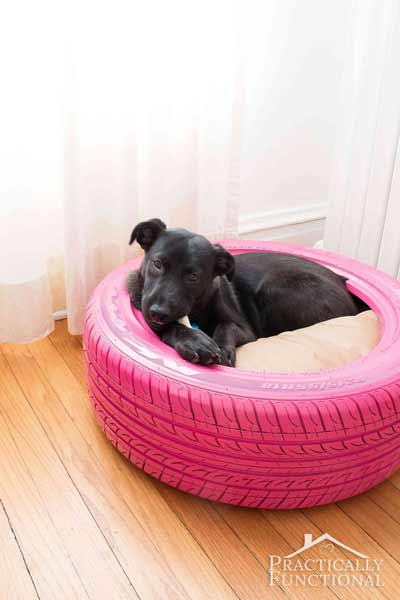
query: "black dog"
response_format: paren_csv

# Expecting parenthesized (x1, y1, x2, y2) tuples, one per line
(127, 218, 365, 367)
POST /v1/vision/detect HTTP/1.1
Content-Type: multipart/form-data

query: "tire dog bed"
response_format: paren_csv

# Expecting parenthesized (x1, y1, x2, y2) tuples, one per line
(84, 241, 400, 509)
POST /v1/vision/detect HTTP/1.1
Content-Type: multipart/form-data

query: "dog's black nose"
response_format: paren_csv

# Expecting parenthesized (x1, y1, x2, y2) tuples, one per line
(149, 305, 169, 325)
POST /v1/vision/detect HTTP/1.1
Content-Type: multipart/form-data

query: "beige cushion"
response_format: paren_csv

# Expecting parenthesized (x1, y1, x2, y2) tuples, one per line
(236, 310, 380, 373)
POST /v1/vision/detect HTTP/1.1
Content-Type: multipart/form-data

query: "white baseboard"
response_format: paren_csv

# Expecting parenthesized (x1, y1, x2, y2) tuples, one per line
(238, 202, 328, 235)
(238, 202, 327, 246)
(53, 309, 67, 321)
(240, 219, 325, 246)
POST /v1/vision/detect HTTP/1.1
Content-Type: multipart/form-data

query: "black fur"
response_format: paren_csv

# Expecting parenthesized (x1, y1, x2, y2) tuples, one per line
(127, 220, 364, 367)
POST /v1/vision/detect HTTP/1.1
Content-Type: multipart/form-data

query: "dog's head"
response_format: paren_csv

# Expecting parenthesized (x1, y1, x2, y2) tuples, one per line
(129, 219, 234, 331)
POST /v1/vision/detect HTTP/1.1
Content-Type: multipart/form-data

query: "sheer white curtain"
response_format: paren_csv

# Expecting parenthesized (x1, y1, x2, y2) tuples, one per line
(324, 0, 400, 276)
(1, 1, 242, 341)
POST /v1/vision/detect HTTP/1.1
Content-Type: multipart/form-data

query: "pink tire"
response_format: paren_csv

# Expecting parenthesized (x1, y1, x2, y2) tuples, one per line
(84, 240, 400, 509)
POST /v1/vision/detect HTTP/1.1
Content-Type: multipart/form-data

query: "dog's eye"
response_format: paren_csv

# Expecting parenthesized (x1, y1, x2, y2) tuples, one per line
(187, 272, 199, 282)
(153, 259, 162, 270)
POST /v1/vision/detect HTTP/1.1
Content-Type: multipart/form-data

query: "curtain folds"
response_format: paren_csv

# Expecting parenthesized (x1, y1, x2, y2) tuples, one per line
(3, 0, 397, 343)
(1, 1, 242, 341)
(323, 0, 400, 278)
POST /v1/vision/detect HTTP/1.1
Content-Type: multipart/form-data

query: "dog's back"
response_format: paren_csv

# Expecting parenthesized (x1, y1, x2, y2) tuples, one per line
(232, 252, 360, 337)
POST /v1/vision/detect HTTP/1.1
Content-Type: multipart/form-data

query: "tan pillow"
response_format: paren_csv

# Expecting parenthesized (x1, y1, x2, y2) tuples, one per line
(236, 310, 380, 373)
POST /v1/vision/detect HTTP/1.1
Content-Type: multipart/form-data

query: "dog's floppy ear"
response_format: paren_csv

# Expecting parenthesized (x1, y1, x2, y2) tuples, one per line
(129, 218, 166, 251)
(213, 244, 235, 281)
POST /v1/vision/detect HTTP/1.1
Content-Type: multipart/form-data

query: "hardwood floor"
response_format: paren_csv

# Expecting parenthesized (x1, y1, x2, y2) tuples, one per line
(1, 320, 399, 599)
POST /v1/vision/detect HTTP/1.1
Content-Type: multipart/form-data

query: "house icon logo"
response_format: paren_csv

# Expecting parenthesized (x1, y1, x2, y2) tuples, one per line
(268, 532, 383, 589)
(284, 533, 368, 559)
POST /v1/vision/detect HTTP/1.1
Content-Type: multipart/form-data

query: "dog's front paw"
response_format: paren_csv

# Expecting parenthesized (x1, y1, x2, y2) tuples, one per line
(175, 331, 222, 365)
(220, 346, 236, 368)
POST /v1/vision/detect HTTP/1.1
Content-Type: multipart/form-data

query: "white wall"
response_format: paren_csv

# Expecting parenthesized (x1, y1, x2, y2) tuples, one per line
(238, 0, 352, 243)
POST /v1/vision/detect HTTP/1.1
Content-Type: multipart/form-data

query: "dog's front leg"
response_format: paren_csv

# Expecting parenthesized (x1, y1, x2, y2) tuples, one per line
(161, 323, 222, 366)
(126, 270, 144, 309)
(213, 323, 256, 367)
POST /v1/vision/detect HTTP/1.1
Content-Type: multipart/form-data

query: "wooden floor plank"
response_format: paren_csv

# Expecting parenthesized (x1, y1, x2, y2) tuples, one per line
(49, 322, 86, 381)
(2, 344, 183, 600)
(215, 504, 339, 600)
(0, 351, 137, 600)
(387, 469, 400, 490)
(263, 505, 390, 600)
(154, 483, 285, 600)
(3, 336, 238, 600)
(338, 493, 400, 564)
(0, 397, 88, 598)
(366, 480, 400, 525)
(304, 502, 400, 599)
(0, 499, 39, 600)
